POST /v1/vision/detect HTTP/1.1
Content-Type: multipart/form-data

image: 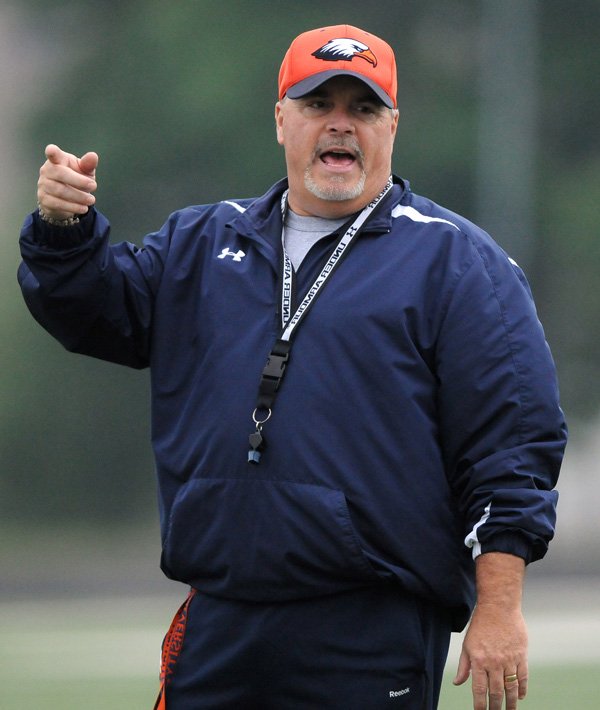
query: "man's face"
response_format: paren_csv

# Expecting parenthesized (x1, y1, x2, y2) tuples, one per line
(275, 76, 398, 218)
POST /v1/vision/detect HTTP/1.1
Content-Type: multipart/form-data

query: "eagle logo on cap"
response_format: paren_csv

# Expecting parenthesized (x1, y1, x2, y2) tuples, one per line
(312, 38, 378, 67)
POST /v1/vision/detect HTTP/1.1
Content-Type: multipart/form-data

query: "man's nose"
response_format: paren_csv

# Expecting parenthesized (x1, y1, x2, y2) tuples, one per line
(326, 106, 355, 133)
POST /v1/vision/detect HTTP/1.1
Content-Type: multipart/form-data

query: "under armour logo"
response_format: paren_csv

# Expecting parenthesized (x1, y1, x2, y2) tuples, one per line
(217, 247, 245, 262)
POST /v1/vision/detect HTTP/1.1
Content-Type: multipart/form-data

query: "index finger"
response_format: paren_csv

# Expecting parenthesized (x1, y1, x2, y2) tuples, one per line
(44, 144, 97, 184)
(40, 162, 97, 192)
(45, 144, 70, 166)
(470, 668, 490, 710)
(41, 153, 97, 191)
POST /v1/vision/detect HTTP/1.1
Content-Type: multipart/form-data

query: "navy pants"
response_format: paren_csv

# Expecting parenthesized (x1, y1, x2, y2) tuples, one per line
(165, 585, 452, 709)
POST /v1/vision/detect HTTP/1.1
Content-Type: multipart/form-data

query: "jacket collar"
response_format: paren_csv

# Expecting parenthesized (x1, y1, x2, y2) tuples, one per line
(228, 175, 410, 251)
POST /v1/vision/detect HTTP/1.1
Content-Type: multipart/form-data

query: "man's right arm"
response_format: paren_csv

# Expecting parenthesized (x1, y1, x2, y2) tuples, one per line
(19, 144, 162, 369)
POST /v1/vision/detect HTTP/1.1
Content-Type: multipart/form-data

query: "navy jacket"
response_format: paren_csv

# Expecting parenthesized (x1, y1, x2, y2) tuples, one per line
(19, 177, 567, 629)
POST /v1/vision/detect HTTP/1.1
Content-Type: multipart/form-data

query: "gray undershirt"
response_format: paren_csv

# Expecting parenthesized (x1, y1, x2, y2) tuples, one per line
(283, 209, 347, 270)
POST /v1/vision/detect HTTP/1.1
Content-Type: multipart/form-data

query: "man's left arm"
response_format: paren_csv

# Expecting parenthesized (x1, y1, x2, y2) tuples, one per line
(434, 232, 567, 708)
(454, 552, 527, 710)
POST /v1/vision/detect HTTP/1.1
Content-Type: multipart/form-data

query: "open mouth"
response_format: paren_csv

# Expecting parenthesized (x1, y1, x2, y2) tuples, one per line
(319, 149, 357, 167)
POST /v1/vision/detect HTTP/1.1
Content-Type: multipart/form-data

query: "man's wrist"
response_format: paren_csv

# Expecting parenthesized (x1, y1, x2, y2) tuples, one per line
(37, 203, 80, 227)
(475, 552, 525, 610)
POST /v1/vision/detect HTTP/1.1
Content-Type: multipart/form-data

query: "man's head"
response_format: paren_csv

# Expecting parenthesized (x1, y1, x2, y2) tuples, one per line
(275, 25, 399, 218)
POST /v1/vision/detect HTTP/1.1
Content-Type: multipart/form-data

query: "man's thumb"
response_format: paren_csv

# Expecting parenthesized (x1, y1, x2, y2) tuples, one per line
(78, 151, 99, 177)
(453, 648, 471, 686)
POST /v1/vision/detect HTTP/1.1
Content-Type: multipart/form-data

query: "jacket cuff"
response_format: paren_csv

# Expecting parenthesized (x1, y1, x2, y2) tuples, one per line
(31, 208, 96, 249)
(478, 531, 536, 564)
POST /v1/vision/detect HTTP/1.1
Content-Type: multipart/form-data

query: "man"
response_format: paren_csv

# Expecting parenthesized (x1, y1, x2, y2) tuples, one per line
(19, 24, 566, 710)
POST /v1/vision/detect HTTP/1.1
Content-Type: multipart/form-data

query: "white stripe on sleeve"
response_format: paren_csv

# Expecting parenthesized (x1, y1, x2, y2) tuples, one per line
(464, 502, 492, 559)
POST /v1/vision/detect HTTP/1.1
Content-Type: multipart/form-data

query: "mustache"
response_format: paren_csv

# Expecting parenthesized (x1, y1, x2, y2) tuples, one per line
(312, 137, 365, 164)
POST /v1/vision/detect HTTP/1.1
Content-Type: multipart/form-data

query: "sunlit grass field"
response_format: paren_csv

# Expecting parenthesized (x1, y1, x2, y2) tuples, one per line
(2, 594, 598, 709)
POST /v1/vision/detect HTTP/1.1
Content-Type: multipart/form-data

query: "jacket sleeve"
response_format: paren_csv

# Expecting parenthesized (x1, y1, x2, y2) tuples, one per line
(18, 208, 174, 368)
(436, 232, 567, 564)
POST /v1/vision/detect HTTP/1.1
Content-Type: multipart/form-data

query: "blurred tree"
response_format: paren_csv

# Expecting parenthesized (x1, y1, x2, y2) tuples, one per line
(534, 0, 600, 417)
(6, 0, 599, 523)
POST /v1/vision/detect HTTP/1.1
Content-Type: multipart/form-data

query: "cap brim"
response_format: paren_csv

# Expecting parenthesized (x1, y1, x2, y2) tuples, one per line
(285, 70, 394, 109)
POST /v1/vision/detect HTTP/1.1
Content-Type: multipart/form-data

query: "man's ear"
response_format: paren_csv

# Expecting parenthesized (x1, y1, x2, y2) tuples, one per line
(275, 101, 285, 145)
(391, 109, 400, 138)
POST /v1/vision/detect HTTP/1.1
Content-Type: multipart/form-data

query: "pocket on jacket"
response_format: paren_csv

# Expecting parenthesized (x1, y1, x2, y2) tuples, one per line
(160, 477, 380, 600)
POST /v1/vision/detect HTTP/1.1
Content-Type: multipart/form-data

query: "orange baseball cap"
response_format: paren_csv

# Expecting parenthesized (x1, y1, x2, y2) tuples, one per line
(278, 24, 397, 109)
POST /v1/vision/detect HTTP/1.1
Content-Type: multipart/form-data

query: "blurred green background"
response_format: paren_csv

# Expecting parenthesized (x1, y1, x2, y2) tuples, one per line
(1, 0, 599, 707)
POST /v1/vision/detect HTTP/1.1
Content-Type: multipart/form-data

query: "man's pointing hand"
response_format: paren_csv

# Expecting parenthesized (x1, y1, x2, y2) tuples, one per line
(37, 144, 98, 222)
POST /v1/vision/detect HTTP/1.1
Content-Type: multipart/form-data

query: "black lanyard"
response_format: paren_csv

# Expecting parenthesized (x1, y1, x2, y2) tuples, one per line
(248, 177, 393, 464)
